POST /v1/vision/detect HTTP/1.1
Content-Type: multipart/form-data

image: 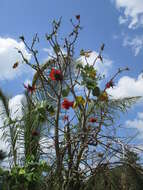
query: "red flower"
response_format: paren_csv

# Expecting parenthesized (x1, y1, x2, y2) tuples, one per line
(24, 83, 36, 94)
(105, 80, 114, 89)
(75, 15, 80, 20)
(63, 115, 69, 122)
(89, 118, 97, 123)
(49, 68, 63, 81)
(32, 130, 39, 137)
(62, 99, 74, 110)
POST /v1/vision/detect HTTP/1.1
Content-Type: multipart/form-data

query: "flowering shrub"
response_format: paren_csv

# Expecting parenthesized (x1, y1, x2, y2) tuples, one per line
(0, 16, 140, 190)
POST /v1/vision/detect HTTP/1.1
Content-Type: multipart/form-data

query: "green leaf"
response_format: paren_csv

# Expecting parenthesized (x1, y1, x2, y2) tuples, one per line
(76, 60, 83, 69)
(85, 78, 96, 90)
(92, 87, 100, 97)
(80, 49, 85, 56)
(26, 173, 33, 182)
(62, 88, 70, 97)
(47, 104, 55, 115)
(19, 168, 26, 175)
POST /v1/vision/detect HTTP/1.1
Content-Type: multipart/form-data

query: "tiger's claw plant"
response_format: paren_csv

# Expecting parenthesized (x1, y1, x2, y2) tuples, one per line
(0, 16, 141, 190)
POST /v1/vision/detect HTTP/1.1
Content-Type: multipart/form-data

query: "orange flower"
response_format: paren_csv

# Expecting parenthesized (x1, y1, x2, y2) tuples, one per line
(62, 99, 74, 110)
(49, 68, 63, 81)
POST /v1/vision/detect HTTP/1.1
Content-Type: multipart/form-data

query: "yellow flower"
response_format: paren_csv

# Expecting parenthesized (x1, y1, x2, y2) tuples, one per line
(99, 91, 108, 101)
(89, 70, 96, 78)
(73, 96, 85, 108)
(49, 111, 55, 116)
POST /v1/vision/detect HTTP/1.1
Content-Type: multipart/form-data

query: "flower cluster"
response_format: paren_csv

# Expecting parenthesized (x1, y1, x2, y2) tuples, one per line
(49, 68, 63, 81)
(73, 96, 85, 108)
(105, 80, 114, 89)
(62, 99, 74, 110)
(99, 91, 108, 101)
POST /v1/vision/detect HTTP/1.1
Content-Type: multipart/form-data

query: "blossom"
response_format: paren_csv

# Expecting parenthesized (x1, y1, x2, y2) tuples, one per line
(88, 118, 97, 123)
(73, 96, 85, 108)
(99, 91, 108, 101)
(62, 99, 74, 110)
(24, 83, 36, 94)
(49, 68, 63, 81)
(89, 69, 96, 78)
(105, 80, 114, 89)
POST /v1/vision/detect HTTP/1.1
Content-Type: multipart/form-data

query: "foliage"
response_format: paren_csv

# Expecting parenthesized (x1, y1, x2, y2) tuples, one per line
(83, 149, 143, 190)
(0, 16, 142, 190)
(1, 157, 49, 190)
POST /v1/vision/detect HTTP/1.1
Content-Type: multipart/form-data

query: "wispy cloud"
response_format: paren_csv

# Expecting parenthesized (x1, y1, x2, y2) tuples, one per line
(123, 35, 143, 56)
(126, 112, 143, 139)
(113, 0, 143, 29)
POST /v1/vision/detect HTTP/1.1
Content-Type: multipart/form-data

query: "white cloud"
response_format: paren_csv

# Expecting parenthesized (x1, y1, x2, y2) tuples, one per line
(43, 47, 55, 60)
(119, 15, 128, 24)
(107, 74, 143, 98)
(0, 37, 31, 80)
(114, 0, 143, 29)
(123, 35, 143, 56)
(126, 112, 143, 138)
(79, 51, 113, 76)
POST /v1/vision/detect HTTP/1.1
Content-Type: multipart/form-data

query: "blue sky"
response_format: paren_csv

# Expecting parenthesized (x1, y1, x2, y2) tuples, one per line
(0, 0, 142, 90)
(0, 0, 143, 152)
